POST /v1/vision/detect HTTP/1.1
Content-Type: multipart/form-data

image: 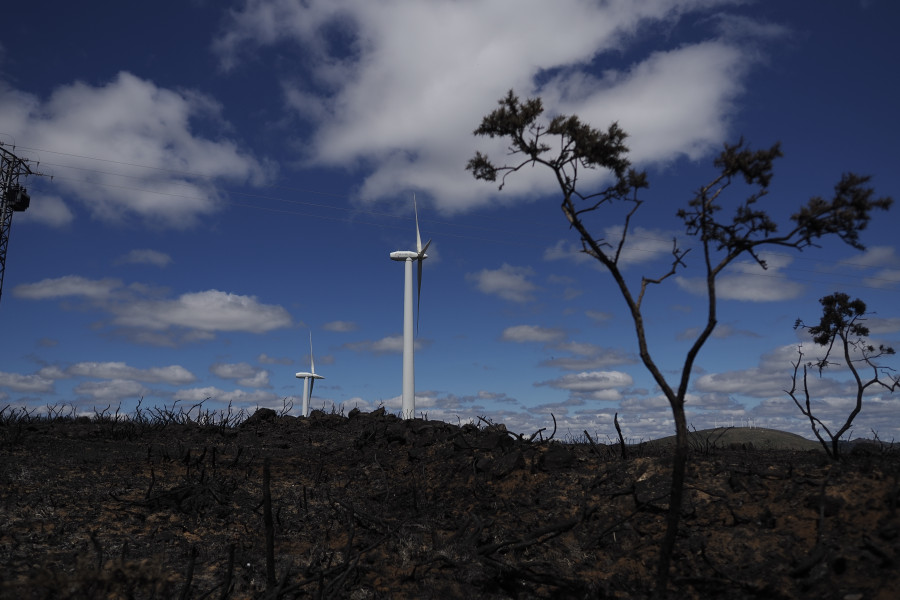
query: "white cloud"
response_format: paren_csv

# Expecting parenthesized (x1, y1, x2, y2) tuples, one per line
(258, 353, 294, 365)
(214, 0, 766, 213)
(536, 370, 634, 400)
(211, 362, 271, 388)
(13, 275, 122, 300)
(111, 290, 292, 334)
(74, 379, 149, 402)
(468, 263, 538, 303)
(836, 246, 899, 269)
(342, 335, 429, 355)
(545, 226, 678, 270)
(543, 240, 596, 265)
(586, 310, 613, 323)
(501, 325, 566, 344)
(540, 342, 637, 370)
(322, 320, 359, 332)
(16, 194, 74, 227)
(676, 252, 805, 301)
(677, 322, 761, 341)
(0, 372, 55, 393)
(864, 269, 900, 289)
(116, 249, 172, 267)
(693, 342, 850, 400)
(173, 386, 280, 406)
(867, 317, 900, 335)
(66, 362, 196, 385)
(0, 72, 270, 228)
(14, 275, 293, 342)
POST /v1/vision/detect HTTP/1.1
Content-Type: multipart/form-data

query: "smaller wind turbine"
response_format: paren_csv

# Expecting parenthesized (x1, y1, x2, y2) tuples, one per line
(295, 331, 324, 417)
(389, 195, 431, 419)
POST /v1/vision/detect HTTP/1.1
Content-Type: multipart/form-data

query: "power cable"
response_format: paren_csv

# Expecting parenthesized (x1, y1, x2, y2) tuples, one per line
(18, 142, 900, 293)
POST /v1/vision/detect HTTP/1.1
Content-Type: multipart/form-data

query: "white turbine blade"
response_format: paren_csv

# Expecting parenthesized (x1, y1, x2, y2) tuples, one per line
(309, 376, 316, 400)
(414, 193, 423, 253)
(309, 331, 316, 374)
(416, 257, 424, 334)
(418, 238, 432, 259)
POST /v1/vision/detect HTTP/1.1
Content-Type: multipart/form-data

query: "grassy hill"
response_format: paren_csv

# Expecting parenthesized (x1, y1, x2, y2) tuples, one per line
(638, 427, 823, 452)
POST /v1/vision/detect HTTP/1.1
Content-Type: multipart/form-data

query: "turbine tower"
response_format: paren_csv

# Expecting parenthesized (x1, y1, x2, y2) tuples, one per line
(389, 196, 430, 419)
(295, 331, 324, 417)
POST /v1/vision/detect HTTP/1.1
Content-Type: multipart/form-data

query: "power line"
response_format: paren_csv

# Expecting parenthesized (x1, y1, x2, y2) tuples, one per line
(17, 141, 900, 294)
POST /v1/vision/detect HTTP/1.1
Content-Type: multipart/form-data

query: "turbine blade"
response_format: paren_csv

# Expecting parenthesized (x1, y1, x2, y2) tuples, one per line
(414, 193, 423, 253)
(416, 257, 423, 334)
(309, 377, 315, 400)
(309, 331, 315, 374)
(418, 238, 432, 258)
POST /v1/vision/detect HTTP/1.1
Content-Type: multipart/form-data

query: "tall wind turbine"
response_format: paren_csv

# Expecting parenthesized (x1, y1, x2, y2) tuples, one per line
(295, 331, 324, 417)
(389, 195, 431, 419)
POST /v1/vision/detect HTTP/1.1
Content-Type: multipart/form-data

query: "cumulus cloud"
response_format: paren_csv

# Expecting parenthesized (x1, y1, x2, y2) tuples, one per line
(111, 290, 292, 334)
(115, 249, 172, 267)
(65, 362, 196, 385)
(501, 325, 566, 344)
(835, 246, 898, 269)
(16, 194, 74, 227)
(258, 353, 294, 365)
(830, 246, 900, 289)
(586, 310, 613, 323)
(213, 0, 767, 213)
(468, 264, 538, 303)
(173, 386, 280, 406)
(322, 320, 359, 332)
(543, 240, 596, 266)
(210, 362, 271, 388)
(540, 342, 638, 370)
(693, 342, 850, 400)
(677, 322, 762, 341)
(545, 226, 679, 271)
(536, 370, 633, 401)
(13, 274, 292, 343)
(0, 372, 55, 393)
(74, 379, 149, 402)
(676, 252, 805, 301)
(864, 269, 900, 289)
(867, 317, 900, 335)
(342, 335, 429, 355)
(14, 275, 122, 301)
(0, 72, 270, 228)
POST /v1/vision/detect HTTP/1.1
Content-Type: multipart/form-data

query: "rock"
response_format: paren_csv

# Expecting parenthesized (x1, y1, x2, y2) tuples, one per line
(386, 422, 409, 444)
(804, 493, 844, 517)
(242, 408, 277, 426)
(540, 445, 575, 470)
(492, 451, 525, 478)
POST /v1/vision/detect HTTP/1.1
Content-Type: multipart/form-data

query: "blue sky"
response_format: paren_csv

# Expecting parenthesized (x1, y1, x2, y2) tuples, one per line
(1, 0, 898, 441)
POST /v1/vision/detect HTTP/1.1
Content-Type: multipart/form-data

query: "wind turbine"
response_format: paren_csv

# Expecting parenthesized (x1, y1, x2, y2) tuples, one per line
(295, 331, 324, 417)
(389, 195, 431, 419)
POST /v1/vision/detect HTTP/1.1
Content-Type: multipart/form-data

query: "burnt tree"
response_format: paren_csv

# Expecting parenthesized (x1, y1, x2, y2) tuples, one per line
(788, 292, 899, 459)
(467, 89, 892, 597)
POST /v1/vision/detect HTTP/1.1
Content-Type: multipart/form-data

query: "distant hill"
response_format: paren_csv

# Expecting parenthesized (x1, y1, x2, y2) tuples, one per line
(637, 427, 823, 452)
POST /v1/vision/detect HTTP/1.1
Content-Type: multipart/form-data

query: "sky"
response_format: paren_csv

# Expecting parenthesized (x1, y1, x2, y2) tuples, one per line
(1, 0, 898, 443)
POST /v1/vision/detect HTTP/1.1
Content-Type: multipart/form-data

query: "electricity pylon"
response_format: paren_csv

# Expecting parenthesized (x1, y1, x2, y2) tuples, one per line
(0, 142, 40, 308)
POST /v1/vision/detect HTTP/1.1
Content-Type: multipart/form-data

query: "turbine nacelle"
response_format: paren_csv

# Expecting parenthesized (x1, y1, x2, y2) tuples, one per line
(294, 372, 325, 380)
(390, 250, 427, 261)
(295, 331, 324, 417)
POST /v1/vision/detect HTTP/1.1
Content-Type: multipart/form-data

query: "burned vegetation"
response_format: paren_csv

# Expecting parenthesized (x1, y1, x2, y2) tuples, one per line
(1, 405, 899, 599)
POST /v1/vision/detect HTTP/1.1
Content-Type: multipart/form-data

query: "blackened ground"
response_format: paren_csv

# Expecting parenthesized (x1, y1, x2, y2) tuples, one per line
(1, 407, 898, 599)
